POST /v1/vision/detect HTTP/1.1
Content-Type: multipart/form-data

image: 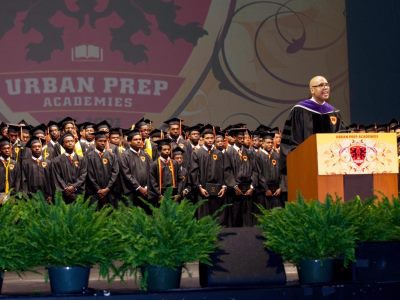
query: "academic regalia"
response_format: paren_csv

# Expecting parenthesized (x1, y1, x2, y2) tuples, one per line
(85, 149, 120, 208)
(280, 98, 343, 174)
(224, 144, 258, 227)
(21, 156, 52, 198)
(148, 157, 184, 204)
(51, 153, 87, 203)
(189, 146, 226, 224)
(256, 149, 283, 209)
(0, 157, 20, 195)
(168, 135, 192, 170)
(119, 147, 151, 210)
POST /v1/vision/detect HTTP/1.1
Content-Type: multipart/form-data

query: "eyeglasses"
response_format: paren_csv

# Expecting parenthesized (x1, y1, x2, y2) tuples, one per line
(312, 83, 330, 88)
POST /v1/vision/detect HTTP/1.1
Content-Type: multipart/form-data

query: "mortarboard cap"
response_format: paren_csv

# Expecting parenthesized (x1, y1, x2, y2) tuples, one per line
(58, 132, 75, 146)
(96, 120, 111, 132)
(93, 131, 108, 139)
(261, 131, 275, 140)
(0, 136, 10, 147)
(26, 136, 45, 148)
(0, 122, 7, 131)
(172, 146, 185, 156)
(18, 119, 29, 126)
(7, 124, 21, 134)
(150, 129, 164, 138)
(84, 122, 96, 130)
(228, 127, 249, 137)
(135, 117, 152, 128)
(109, 127, 123, 136)
(269, 127, 280, 134)
(126, 129, 141, 141)
(164, 117, 184, 126)
(154, 138, 171, 148)
(187, 124, 202, 134)
(30, 124, 47, 136)
(58, 117, 76, 129)
(200, 124, 215, 137)
(47, 120, 59, 129)
(255, 124, 270, 132)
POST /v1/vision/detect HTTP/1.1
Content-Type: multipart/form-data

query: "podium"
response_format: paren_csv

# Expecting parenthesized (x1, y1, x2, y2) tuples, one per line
(287, 133, 399, 201)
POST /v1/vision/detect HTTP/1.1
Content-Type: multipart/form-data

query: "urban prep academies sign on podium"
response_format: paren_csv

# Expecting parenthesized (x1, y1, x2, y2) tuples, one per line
(287, 133, 399, 201)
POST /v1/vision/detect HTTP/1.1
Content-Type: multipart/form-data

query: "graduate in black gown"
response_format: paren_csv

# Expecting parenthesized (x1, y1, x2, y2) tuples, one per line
(280, 75, 344, 174)
(45, 120, 61, 159)
(224, 128, 258, 227)
(0, 136, 20, 203)
(86, 131, 120, 209)
(164, 118, 192, 171)
(136, 118, 158, 161)
(119, 129, 151, 210)
(51, 133, 87, 203)
(21, 136, 52, 201)
(256, 132, 283, 209)
(148, 139, 184, 204)
(189, 124, 227, 224)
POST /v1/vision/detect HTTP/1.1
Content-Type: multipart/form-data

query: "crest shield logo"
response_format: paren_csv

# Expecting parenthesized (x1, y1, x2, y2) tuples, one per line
(0, 0, 232, 127)
(350, 144, 367, 166)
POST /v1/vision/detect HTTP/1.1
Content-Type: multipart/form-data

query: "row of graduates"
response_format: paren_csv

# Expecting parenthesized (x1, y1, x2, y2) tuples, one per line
(0, 117, 284, 227)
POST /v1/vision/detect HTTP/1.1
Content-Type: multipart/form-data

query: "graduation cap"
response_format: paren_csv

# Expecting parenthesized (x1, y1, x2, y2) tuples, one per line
(388, 118, 398, 129)
(154, 138, 171, 149)
(20, 124, 33, 133)
(261, 131, 275, 140)
(84, 122, 96, 130)
(0, 136, 10, 147)
(164, 117, 184, 126)
(376, 124, 387, 132)
(135, 117, 152, 129)
(58, 117, 76, 129)
(228, 127, 249, 137)
(347, 123, 359, 132)
(58, 132, 75, 146)
(0, 122, 7, 131)
(96, 120, 111, 132)
(187, 124, 202, 134)
(30, 124, 47, 137)
(7, 124, 21, 134)
(18, 119, 29, 126)
(255, 124, 270, 132)
(172, 146, 185, 157)
(252, 130, 262, 138)
(25, 136, 45, 148)
(126, 129, 141, 141)
(150, 129, 164, 139)
(200, 124, 215, 137)
(365, 124, 377, 133)
(93, 131, 108, 140)
(109, 127, 123, 136)
(269, 127, 280, 134)
(47, 120, 59, 129)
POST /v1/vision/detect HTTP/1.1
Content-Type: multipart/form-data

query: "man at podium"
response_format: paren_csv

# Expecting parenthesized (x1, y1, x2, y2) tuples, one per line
(280, 75, 344, 173)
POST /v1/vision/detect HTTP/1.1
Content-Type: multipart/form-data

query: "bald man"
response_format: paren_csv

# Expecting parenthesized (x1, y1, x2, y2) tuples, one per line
(280, 75, 344, 174)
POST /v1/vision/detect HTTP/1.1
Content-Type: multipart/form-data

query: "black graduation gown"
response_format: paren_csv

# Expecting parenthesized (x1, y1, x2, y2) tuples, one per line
(21, 157, 52, 198)
(168, 135, 192, 170)
(119, 148, 151, 208)
(280, 102, 343, 174)
(256, 150, 283, 209)
(86, 150, 120, 208)
(0, 157, 20, 194)
(148, 157, 183, 203)
(224, 146, 258, 227)
(51, 153, 87, 202)
(189, 147, 226, 222)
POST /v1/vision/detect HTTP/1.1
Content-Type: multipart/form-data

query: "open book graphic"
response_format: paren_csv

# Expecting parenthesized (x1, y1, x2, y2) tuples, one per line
(71, 45, 103, 61)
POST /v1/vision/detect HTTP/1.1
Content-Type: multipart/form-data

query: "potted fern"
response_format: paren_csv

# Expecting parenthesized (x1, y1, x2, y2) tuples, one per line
(0, 197, 36, 293)
(113, 188, 221, 291)
(19, 191, 116, 294)
(346, 196, 400, 282)
(257, 195, 356, 284)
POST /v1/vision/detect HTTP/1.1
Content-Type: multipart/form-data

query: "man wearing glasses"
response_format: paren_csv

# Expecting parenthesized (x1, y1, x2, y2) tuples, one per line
(280, 75, 344, 174)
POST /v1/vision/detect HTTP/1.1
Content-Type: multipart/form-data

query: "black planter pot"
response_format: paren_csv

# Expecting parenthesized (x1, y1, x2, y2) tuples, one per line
(353, 241, 400, 282)
(142, 265, 182, 291)
(47, 266, 90, 294)
(297, 259, 334, 284)
(0, 271, 3, 294)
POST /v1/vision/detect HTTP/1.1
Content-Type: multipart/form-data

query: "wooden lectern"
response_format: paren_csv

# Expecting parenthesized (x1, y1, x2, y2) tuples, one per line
(287, 133, 399, 201)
